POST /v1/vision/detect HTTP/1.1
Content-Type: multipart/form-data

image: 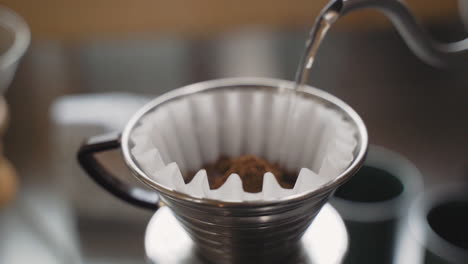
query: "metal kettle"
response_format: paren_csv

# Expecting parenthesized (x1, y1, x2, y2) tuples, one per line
(323, 0, 468, 67)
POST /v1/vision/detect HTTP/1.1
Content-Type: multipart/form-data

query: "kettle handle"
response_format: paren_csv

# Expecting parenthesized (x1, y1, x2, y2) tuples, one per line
(77, 132, 160, 210)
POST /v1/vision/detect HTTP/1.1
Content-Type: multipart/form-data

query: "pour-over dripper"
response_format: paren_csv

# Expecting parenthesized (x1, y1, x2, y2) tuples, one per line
(78, 78, 368, 264)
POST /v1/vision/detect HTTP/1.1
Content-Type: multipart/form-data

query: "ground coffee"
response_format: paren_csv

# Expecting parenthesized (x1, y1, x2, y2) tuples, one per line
(186, 155, 297, 193)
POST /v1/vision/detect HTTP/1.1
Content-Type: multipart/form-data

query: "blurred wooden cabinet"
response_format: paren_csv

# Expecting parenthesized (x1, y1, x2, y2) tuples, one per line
(1, 0, 459, 41)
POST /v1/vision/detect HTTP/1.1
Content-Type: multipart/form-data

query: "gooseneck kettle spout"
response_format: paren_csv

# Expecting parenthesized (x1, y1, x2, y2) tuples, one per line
(325, 0, 468, 67)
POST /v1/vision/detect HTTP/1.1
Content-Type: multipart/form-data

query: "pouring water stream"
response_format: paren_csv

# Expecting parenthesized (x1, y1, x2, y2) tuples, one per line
(278, 5, 340, 168)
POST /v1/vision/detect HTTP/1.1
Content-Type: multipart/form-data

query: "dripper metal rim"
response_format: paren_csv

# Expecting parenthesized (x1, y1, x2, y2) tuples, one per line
(121, 77, 368, 207)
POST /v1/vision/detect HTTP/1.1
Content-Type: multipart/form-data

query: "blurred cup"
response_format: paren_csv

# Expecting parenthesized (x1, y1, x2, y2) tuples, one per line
(403, 184, 468, 264)
(331, 145, 423, 264)
(0, 5, 30, 93)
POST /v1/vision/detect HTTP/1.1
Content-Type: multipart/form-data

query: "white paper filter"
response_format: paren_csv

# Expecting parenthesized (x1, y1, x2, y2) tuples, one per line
(130, 90, 357, 202)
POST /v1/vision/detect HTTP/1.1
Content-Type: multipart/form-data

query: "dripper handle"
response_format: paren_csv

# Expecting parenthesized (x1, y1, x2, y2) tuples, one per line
(77, 132, 160, 210)
(334, 0, 468, 67)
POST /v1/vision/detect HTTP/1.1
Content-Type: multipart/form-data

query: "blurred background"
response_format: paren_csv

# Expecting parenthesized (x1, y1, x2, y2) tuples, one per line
(0, 0, 467, 263)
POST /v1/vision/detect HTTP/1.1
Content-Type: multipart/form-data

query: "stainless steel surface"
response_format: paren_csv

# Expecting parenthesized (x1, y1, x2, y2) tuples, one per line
(324, 0, 468, 67)
(145, 204, 348, 264)
(117, 77, 368, 263)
